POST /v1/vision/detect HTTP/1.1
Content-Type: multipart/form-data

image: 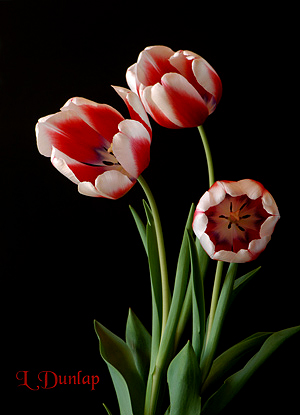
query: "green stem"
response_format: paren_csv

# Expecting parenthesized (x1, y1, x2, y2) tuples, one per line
(198, 125, 215, 187)
(137, 175, 170, 335)
(205, 260, 224, 346)
(198, 125, 225, 348)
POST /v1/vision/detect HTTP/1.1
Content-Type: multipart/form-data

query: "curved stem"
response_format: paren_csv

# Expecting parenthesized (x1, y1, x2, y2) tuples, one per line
(198, 125, 215, 187)
(138, 175, 170, 334)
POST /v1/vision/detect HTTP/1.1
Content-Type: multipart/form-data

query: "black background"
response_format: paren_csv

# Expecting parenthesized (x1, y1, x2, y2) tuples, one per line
(3, 2, 299, 414)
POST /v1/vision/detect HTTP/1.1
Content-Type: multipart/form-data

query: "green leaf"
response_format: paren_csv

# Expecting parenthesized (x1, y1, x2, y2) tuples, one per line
(201, 331, 272, 394)
(187, 230, 206, 363)
(158, 204, 195, 364)
(173, 205, 197, 352)
(102, 403, 113, 415)
(147, 205, 195, 415)
(94, 320, 145, 415)
(143, 199, 153, 225)
(129, 205, 147, 253)
(125, 308, 151, 385)
(167, 341, 201, 415)
(195, 237, 210, 281)
(200, 263, 238, 383)
(202, 325, 300, 415)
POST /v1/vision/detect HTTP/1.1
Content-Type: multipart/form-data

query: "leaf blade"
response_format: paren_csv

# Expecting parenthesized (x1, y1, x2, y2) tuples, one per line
(167, 342, 202, 415)
(202, 325, 300, 415)
(126, 308, 151, 385)
(94, 320, 145, 415)
(201, 331, 272, 394)
(187, 230, 206, 363)
(200, 263, 238, 383)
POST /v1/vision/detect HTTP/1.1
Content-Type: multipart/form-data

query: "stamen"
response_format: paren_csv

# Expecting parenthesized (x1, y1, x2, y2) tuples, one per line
(102, 160, 115, 166)
(241, 214, 251, 219)
(236, 224, 245, 231)
(230, 202, 233, 212)
(228, 223, 232, 229)
(219, 215, 228, 219)
(239, 202, 248, 210)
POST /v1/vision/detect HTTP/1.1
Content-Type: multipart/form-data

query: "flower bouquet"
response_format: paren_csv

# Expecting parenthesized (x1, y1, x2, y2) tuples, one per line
(36, 45, 299, 415)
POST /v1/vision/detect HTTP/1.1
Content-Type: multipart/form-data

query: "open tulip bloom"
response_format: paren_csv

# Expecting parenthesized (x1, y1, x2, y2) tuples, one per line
(36, 45, 299, 415)
(36, 86, 151, 199)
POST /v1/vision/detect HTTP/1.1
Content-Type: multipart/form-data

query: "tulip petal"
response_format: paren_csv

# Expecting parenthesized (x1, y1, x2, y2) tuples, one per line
(141, 85, 180, 129)
(136, 45, 175, 87)
(36, 109, 107, 164)
(200, 233, 215, 258)
(95, 170, 135, 199)
(126, 63, 139, 95)
(112, 86, 152, 137)
(51, 147, 108, 184)
(61, 97, 124, 142)
(192, 211, 208, 240)
(260, 215, 280, 238)
(192, 57, 222, 104)
(248, 236, 270, 258)
(238, 179, 264, 199)
(196, 182, 226, 212)
(214, 249, 252, 263)
(262, 191, 280, 215)
(169, 50, 207, 97)
(150, 73, 209, 128)
(113, 120, 151, 178)
(51, 148, 80, 184)
(78, 181, 104, 197)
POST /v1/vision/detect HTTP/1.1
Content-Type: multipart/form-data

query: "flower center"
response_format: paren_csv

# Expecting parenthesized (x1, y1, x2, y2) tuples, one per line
(218, 202, 251, 231)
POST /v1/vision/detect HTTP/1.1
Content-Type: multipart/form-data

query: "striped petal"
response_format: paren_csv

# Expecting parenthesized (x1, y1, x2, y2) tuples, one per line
(136, 45, 175, 87)
(150, 73, 209, 128)
(78, 171, 134, 199)
(95, 170, 135, 199)
(112, 86, 152, 137)
(112, 120, 151, 178)
(61, 97, 124, 142)
(192, 58, 222, 104)
(36, 110, 107, 164)
(51, 147, 108, 184)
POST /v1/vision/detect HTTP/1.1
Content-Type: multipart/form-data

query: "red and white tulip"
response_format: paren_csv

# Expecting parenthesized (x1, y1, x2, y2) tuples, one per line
(36, 87, 151, 199)
(126, 45, 222, 129)
(193, 180, 280, 263)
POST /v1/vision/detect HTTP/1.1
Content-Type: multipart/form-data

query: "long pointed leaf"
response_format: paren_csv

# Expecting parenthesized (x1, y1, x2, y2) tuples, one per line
(126, 308, 151, 385)
(167, 342, 201, 415)
(202, 325, 300, 415)
(201, 331, 272, 394)
(94, 320, 145, 415)
(187, 230, 206, 363)
(200, 263, 238, 383)
(158, 204, 195, 364)
(195, 237, 210, 281)
(147, 205, 195, 415)
(103, 403, 113, 415)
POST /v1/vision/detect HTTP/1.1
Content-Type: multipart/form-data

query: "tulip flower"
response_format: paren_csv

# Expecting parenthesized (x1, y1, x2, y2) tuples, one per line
(126, 45, 222, 129)
(36, 87, 151, 199)
(193, 179, 280, 263)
